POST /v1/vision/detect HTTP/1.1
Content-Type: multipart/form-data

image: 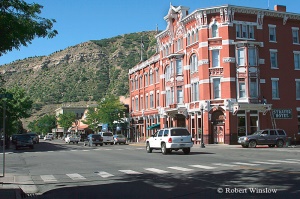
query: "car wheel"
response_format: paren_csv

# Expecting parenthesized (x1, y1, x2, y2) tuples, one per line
(242, 145, 248, 148)
(95, 144, 98, 146)
(146, 142, 152, 153)
(248, 140, 257, 148)
(161, 143, 167, 155)
(110, 142, 114, 145)
(268, 144, 275, 148)
(276, 140, 284, 148)
(76, 142, 78, 144)
(100, 143, 103, 146)
(182, 148, 190, 155)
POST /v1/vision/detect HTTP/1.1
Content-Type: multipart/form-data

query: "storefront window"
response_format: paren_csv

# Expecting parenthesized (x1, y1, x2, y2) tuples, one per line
(237, 111, 246, 137)
(250, 116, 258, 134)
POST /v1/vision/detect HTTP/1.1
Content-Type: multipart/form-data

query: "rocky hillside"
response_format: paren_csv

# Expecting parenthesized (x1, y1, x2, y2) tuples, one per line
(0, 31, 158, 128)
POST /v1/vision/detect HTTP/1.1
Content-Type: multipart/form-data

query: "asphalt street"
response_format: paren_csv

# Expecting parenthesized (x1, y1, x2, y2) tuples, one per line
(1, 139, 300, 199)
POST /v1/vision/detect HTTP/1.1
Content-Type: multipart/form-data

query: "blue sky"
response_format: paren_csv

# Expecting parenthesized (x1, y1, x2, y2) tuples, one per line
(0, 0, 297, 65)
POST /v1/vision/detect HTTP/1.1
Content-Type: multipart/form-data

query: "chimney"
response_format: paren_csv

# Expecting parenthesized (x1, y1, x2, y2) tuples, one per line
(274, 5, 286, 12)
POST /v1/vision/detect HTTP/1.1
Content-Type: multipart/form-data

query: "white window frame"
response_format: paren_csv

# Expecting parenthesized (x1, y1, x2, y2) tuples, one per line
(239, 81, 246, 98)
(296, 79, 300, 100)
(292, 27, 299, 44)
(271, 78, 279, 99)
(212, 24, 218, 38)
(294, 51, 300, 70)
(177, 86, 183, 104)
(176, 59, 182, 75)
(212, 50, 220, 68)
(248, 47, 257, 66)
(190, 54, 198, 73)
(250, 78, 258, 98)
(237, 48, 245, 66)
(269, 25, 276, 42)
(213, 78, 221, 99)
(270, 49, 278, 69)
(191, 82, 199, 102)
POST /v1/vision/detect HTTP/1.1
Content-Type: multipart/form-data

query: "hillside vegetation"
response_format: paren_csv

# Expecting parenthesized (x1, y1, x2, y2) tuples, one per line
(0, 31, 158, 128)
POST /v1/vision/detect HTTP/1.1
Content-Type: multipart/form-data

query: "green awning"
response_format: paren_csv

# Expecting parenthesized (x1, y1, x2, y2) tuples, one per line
(147, 123, 160, 130)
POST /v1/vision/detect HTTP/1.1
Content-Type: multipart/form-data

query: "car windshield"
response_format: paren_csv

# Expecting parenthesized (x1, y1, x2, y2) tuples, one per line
(252, 131, 262, 135)
(103, 133, 113, 136)
(17, 135, 31, 141)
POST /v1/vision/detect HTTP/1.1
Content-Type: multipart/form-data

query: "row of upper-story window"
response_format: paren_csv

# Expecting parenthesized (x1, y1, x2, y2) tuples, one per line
(131, 78, 300, 112)
(161, 22, 300, 58)
(131, 45, 300, 91)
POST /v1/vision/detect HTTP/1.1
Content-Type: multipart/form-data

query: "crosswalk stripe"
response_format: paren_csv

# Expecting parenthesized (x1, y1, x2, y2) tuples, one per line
(119, 170, 142, 174)
(40, 175, 57, 182)
(167, 166, 193, 171)
(82, 150, 90, 152)
(212, 163, 237, 167)
(97, 171, 114, 178)
(233, 162, 259, 166)
(66, 173, 86, 180)
(252, 161, 280, 165)
(70, 150, 78, 152)
(144, 168, 169, 174)
(286, 159, 300, 162)
(189, 165, 216, 169)
(268, 160, 300, 164)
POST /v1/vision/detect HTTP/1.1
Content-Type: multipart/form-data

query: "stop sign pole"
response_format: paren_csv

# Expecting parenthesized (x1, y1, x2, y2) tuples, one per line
(1, 93, 13, 177)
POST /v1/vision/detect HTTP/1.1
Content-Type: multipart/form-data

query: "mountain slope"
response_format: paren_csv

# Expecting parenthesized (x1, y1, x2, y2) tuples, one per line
(0, 31, 158, 128)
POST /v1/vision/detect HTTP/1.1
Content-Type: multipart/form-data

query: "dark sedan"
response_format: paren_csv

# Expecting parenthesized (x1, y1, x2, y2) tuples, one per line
(15, 134, 34, 150)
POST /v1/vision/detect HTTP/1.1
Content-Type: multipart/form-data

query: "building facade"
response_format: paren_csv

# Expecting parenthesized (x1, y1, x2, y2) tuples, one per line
(129, 4, 300, 144)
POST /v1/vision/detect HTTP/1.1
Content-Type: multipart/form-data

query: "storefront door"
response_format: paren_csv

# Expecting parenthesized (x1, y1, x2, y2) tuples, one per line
(213, 125, 224, 144)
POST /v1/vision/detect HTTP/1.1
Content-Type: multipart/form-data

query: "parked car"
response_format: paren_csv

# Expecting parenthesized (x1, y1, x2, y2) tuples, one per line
(11, 134, 18, 145)
(15, 134, 34, 150)
(113, 134, 126, 145)
(27, 133, 39, 144)
(146, 127, 193, 155)
(238, 129, 287, 148)
(47, 133, 54, 140)
(44, 135, 52, 141)
(99, 132, 114, 145)
(84, 134, 103, 147)
(65, 134, 80, 144)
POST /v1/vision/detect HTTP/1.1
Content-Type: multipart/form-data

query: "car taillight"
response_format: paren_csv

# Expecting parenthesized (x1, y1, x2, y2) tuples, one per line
(168, 137, 172, 143)
(92, 138, 95, 141)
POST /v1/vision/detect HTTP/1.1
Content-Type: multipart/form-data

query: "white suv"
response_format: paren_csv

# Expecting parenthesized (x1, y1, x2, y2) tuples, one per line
(146, 127, 193, 155)
(99, 132, 114, 145)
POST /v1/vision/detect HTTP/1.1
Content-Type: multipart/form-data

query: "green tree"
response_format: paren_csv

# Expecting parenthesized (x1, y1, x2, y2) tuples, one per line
(57, 112, 76, 133)
(82, 107, 99, 132)
(0, 0, 58, 56)
(0, 86, 33, 135)
(96, 95, 126, 131)
(28, 114, 56, 135)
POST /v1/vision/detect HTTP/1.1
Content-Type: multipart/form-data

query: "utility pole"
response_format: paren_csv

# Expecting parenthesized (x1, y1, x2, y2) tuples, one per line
(1, 93, 13, 177)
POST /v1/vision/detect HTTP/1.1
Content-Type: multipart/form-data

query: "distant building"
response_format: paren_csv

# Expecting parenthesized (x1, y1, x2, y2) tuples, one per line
(129, 4, 300, 144)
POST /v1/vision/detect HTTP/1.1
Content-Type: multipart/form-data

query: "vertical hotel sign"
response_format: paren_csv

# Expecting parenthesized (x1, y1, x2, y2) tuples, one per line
(272, 109, 292, 119)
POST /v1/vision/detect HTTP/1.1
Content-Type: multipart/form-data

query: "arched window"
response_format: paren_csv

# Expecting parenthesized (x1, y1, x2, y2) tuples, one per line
(195, 29, 199, 41)
(165, 65, 171, 81)
(190, 54, 198, 73)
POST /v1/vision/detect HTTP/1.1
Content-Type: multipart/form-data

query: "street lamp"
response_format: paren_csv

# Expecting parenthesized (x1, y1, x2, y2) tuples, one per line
(200, 105, 205, 148)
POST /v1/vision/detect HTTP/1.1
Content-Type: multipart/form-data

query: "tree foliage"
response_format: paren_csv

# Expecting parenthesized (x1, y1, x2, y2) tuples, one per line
(27, 114, 56, 134)
(81, 107, 99, 132)
(0, 86, 33, 135)
(57, 112, 76, 132)
(0, 0, 58, 56)
(95, 95, 126, 129)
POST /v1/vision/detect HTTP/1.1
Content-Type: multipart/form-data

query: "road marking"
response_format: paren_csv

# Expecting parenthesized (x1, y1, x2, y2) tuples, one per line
(66, 173, 86, 180)
(70, 150, 78, 152)
(189, 165, 216, 169)
(47, 151, 54, 153)
(252, 161, 280, 165)
(232, 162, 259, 166)
(119, 170, 142, 174)
(268, 160, 300, 164)
(116, 149, 124, 150)
(82, 150, 90, 152)
(104, 149, 112, 151)
(286, 159, 300, 162)
(212, 163, 237, 167)
(40, 175, 57, 182)
(97, 171, 114, 178)
(144, 168, 170, 174)
(167, 166, 194, 171)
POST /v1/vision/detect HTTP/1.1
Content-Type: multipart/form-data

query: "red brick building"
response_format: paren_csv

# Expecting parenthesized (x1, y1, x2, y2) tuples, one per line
(129, 4, 300, 144)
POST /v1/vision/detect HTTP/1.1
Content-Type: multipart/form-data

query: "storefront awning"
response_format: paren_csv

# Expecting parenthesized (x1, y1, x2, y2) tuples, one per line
(147, 123, 160, 130)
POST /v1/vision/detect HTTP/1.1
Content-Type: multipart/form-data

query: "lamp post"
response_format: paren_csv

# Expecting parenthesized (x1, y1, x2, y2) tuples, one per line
(200, 105, 205, 148)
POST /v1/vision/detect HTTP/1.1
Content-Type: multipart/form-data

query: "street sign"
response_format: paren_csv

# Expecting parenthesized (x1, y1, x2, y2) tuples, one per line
(0, 93, 13, 99)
